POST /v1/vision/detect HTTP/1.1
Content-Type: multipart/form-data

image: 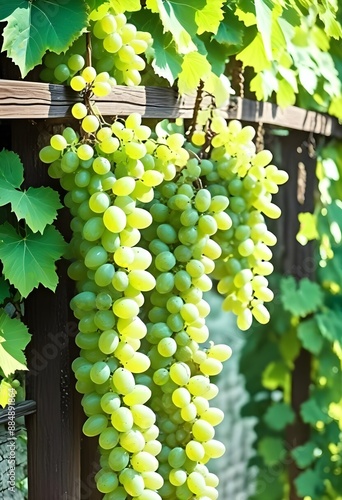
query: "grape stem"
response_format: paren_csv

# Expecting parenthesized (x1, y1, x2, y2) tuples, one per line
(86, 31, 92, 68)
(187, 80, 205, 142)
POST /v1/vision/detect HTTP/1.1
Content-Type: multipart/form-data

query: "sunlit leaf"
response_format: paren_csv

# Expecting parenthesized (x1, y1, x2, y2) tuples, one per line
(0, 310, 31, 377)
(0, 223, 66, 298)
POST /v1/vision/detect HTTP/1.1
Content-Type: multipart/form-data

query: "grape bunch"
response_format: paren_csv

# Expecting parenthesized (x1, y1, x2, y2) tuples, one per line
(184, 117, 288, 330)
(40, 106, 236, 499)
(39, 58, 288, 496)
(40, 6, 151, 87)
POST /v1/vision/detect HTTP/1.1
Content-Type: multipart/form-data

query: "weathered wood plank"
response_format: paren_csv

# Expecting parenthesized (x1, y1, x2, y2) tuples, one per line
(0, 401, 36, 425)
(0, 79, 341, 137)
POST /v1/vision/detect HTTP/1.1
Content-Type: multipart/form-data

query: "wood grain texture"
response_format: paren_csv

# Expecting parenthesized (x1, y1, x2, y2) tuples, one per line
(0, 80, 341, 137)
(0, 401, 36, 425)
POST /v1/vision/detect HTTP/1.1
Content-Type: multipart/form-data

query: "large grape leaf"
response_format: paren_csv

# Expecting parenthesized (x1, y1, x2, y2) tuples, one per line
(146, 0, 205, 54)
(263, 402, 295, 431)
(295, 469, 325, 498)
(178, 52, 211, 95)
(301, 398, 332, 425)
(291, 442, 316, 468)
(0, 310, 31, 377)
(136, 11, 183, 85)
(0, 223, 66, 298)
(0, 149, 62, 234)
(297, 318, 324, 355)
(236, 32, 271, 72)
(258, 437, 285, 466)
(316, 309, 342, 343)
(0, 149, 23, 188)
(0, 187, 62, 234)
(280, 276, 324, 318)
(0, 0, 88, 77)
(195, 0, 224, 35)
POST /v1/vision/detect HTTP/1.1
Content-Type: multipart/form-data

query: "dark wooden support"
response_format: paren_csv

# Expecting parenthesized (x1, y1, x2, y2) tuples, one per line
(11, 120, 81, 500)
(278, 131, 316, 500)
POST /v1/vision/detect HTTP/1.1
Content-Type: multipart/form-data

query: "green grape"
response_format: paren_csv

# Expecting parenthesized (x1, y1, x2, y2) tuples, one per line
(72, 102, 88, 120)
(108, 446, 130, 471)
(71, 75, 87, 92)
(82, 115, 100, 133)
(50, 134, 67, 151)
(84, 245, 108, 269)
(77, 144, 94, 161)
(83, 414, 108, 437)
(111, 407, 134, 432)
(112, 176, 136, 196)
(54, 63, 70, 82)
(68, 54, 85, 72)
(90, 361, 111, 384)
(103, 206, 127, 232)
(39, 145, 61, 164)
(100, 392, 121, 413)
(104, 33, 122, 53)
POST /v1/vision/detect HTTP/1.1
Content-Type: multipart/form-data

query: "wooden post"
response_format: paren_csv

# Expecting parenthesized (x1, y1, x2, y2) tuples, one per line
(11, 119, 81, 500)
(276, 131, 316, 500)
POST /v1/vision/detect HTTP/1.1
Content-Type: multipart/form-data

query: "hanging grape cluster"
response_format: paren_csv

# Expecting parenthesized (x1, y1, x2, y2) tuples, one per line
(39, 5, 288, 499)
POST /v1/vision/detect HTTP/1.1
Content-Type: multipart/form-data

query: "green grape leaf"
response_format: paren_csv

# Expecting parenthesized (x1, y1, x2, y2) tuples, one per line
(0, 149, 23, 188)
(258, 437, 285, 466)
(294, 469, 325, 498)
(0, 0, 88, 77)
(297, 318, 324, 355)
(264, 402, 295, 431)
(214, 10, 244, 47)
(236, 33, 271, 72)
(0, 187, 62, 235)
(298, 67, 318, 95)
(319, 10, 342, 40)
(280, 276, 324, 318)
(146, 0, 199, 54)
(279, 328, 301, 367)
(0, 379, 13, 408)
(291, 442, 316, 468)
(276, 78, 297, 107)
(235, 0, 256, 27)
(262, 361, 290, 390)
(254, 0, 273, 59)
(316, 310, 342, 343)
(0, 310, 31, 377)
(0, 223, 66, 298)
(205, 38, 229, 75)
(195, 0, 224, 35)
(297, 212, 318, 245)
(147, 20, 183, 85)
(0, 149, 62, 233)
(250, 70, 278, 100)
(0, 278, 11, 305)
(178, 52, 211, 95)
(109, 0, 140, 12)
(203, 74, 231, 107)
(300, 398, 331, 425)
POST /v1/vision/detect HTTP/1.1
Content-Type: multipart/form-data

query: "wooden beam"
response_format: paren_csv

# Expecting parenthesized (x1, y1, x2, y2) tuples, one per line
(0, 400, 37, 425)
(0, 79, 341, 137)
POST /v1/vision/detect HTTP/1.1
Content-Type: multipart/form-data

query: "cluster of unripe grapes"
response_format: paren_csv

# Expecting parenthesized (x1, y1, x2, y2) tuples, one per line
(39, 6, 288, 497)
(40, 7, 151, 87)
(40, 104, 287, 498)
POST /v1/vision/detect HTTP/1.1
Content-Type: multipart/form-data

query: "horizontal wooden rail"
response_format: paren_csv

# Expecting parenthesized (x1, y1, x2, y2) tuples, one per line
(0, 400, 37, 425)
(0, 79, 341, 137)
